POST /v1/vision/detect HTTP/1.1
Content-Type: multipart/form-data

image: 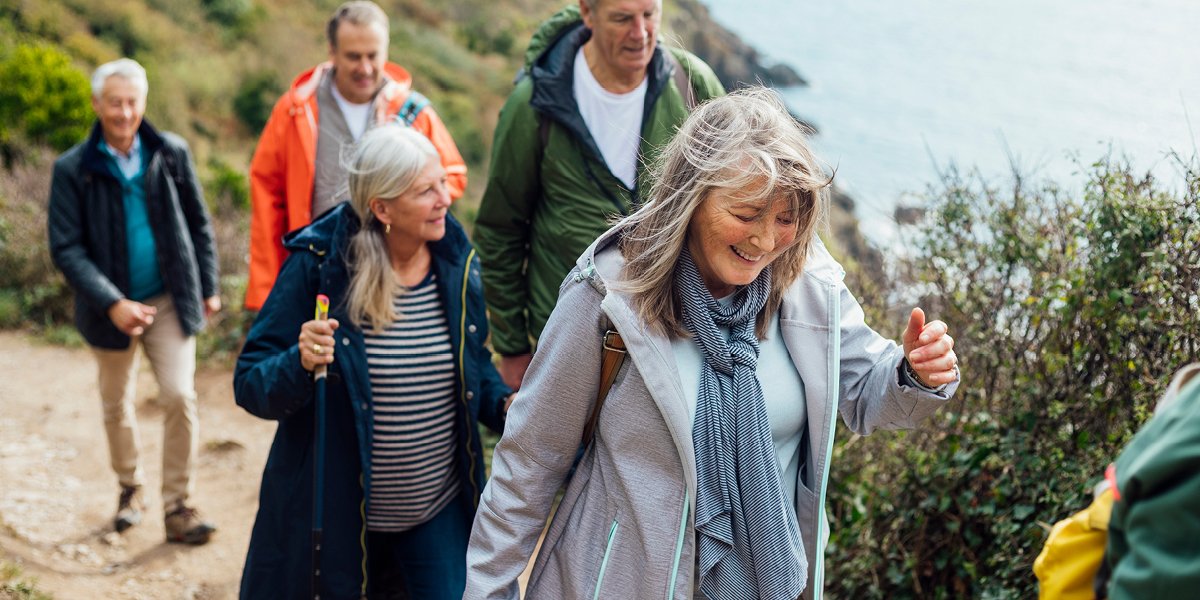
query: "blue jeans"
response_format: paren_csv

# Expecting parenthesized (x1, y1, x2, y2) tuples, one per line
(367, 490, 474, 600)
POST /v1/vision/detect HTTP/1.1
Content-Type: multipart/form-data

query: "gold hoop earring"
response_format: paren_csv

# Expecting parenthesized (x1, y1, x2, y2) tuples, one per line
(385, 223, 391, 234)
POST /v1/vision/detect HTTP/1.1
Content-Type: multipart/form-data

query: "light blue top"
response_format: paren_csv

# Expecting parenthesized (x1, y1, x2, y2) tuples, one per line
(100, 135, 162, 301)
(671, 297, 807, 508)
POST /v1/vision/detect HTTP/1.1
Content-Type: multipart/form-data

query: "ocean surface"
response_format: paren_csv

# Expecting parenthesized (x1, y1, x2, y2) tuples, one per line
(704, 0, 1200, 245)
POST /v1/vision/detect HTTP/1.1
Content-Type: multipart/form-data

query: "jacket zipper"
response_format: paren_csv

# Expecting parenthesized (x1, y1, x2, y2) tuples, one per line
(458, 249, 481, 505)
(666, 489, 689, 599)
(813, 282, 842, 600)
(593, 519, 620, 600)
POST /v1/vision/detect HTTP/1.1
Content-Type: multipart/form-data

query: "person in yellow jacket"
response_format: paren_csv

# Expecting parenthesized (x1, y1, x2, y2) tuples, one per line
(246, 0, 466, 310)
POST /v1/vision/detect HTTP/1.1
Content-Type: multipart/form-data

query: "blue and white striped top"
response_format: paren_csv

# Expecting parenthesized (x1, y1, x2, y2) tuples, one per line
(364, 272, 460, 532)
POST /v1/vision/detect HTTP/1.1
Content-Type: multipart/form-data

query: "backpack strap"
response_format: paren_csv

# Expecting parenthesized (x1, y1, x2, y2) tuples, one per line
(664, 49, 698, 111)
(581, 327, 626, 445)
(394, 91, 430, 127)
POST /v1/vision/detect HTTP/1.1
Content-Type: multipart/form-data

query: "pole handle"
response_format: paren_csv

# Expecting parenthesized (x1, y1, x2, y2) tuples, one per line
(313, 294, 330, 380)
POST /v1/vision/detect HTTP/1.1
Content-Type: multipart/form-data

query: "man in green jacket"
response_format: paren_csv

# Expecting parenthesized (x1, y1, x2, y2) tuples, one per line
(474, 0, 724, 389)
(1104, 364, 1200, 598)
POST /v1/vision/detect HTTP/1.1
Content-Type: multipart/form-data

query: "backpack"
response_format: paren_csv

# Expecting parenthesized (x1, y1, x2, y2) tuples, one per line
(393, 91, 429, 127)
(1033, 485, 1114, 600)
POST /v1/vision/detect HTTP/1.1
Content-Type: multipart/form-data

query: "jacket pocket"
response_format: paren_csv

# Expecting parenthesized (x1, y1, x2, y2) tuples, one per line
(593, 518, 620, 600)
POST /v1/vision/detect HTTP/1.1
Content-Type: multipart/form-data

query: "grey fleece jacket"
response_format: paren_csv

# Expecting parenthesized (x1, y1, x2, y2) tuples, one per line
(464, 227, 958, 600)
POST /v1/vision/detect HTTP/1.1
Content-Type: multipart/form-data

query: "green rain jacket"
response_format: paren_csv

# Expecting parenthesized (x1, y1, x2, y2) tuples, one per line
(1105, 367, 1200, 599)
(474, 6, 724, 355)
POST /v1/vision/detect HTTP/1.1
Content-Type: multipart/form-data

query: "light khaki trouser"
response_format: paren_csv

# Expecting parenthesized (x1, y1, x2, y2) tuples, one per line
(91, 294, 198, 508)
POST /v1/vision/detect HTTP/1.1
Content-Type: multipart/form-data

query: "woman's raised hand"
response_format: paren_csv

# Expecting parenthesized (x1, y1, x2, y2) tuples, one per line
(902, 308, 958, 388)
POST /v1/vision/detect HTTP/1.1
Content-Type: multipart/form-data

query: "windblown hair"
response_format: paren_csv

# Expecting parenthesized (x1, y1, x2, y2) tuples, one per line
(91, 58, 148, 100)
(617, 86, 831, 338)
(327, 0, 389, 48)
(344, 125, 439, 330)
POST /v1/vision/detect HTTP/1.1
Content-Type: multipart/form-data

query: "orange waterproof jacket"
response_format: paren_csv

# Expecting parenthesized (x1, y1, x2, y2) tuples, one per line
(245, 62, 467, 309)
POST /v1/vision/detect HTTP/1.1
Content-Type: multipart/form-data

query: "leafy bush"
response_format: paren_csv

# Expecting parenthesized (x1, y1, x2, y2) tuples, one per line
(825, 156, 1200, 599)
(0, 43, 92, 163)
(232, 70, 280, 134)
(206, 156, 250, 213)
(201, 0, 262, 40)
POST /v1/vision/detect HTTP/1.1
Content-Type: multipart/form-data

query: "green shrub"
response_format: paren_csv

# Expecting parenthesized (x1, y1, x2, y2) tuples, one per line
(201, 0, 262, 41)
(206, 156, 250, 213)
(0, 43, 92, 162)
(232, 70, 280, 134)
(825, 157, 1200, 599)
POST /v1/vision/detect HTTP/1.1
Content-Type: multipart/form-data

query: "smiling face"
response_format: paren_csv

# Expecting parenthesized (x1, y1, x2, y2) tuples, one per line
(91, 75, 146, 154)
(580, 0, 660, 86)
(685, 182, 800, 298)
(371, 158, 450, 244)
(329, 20, 388, 104)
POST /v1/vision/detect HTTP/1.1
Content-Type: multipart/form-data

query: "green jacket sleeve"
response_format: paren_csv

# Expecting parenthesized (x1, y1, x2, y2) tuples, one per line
(1106, 378, 1200, 599)
(474, 80, 542, 356)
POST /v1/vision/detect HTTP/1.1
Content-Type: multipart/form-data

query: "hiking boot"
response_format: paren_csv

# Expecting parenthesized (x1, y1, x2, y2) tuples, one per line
(164, 502, 216, 545)
(114, 485, 144, 533)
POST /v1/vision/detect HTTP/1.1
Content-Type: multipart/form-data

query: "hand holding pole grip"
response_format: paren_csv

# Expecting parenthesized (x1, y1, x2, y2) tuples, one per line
(313, 294, 330, 380)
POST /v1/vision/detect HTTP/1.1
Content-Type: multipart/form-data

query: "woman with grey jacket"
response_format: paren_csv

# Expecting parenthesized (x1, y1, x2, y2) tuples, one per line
(464, 88, 960, 600)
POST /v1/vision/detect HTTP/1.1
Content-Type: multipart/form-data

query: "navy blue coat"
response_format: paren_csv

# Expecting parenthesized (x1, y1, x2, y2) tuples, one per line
(234, 204, 509, 599)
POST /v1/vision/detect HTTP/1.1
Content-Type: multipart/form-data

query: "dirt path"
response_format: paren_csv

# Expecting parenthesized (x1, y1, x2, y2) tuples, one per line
(0, 331, 274, 599)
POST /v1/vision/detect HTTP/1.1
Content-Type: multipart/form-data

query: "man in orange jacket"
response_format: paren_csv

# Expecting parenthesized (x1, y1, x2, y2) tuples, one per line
(246, 0, 467, 310)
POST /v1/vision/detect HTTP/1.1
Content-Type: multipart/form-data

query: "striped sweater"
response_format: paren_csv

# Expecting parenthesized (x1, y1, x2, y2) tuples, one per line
(363, 272, 460, 532)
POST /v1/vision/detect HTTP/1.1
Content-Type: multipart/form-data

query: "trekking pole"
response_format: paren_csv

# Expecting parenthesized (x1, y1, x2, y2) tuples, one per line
(311, 294, 330, 600)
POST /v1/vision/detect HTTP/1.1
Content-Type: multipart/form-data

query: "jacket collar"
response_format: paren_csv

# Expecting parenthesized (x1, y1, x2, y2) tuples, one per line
(81, 119, 165, 177)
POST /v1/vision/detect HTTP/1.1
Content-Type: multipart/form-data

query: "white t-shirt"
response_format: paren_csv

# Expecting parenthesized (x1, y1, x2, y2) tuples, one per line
(573, 47, 647, 189)
(331, 84, 371, 142)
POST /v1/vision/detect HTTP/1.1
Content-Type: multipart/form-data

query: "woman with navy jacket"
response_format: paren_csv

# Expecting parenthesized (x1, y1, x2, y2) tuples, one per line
(234, 125, 510, 600)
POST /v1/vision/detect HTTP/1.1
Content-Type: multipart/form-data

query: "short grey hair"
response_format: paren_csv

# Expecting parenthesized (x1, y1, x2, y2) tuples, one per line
(327, 1, 389, 48)
(344, 125, 440, 330)
(91, 58, 148, 99)
(618, 86, 831, 338)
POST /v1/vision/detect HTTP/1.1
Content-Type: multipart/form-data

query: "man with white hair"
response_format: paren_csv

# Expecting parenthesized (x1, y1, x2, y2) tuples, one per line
(48, 57, 219, 544)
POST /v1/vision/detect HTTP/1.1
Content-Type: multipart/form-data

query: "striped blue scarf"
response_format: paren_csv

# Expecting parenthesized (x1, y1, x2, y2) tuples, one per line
(679, 248, 807, 600)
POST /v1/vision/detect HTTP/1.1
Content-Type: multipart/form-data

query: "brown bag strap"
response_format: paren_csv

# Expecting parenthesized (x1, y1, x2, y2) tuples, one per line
(582, 329, 626, 445)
